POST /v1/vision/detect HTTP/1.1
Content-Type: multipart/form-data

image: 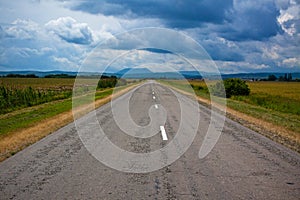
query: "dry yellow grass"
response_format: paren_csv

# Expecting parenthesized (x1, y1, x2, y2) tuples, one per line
(0, 84, 139, 161)
(248, 82, 300, 100)
(166, 83, 300, 153)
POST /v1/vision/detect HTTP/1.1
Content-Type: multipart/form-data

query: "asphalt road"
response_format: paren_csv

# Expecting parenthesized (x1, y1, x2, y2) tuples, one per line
(0, 81, 299, 200)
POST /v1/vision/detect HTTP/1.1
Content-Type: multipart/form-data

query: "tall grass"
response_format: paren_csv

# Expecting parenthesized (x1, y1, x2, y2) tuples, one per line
(0, 85, 72, 114)
(232, 93, 300, 115)
(165, 80, 300, 116)
(0, 77, 130, 115)
(160, 79, 300, 134)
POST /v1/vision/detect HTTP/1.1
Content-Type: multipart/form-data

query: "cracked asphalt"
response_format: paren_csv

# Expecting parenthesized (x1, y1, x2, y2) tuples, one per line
(0, 81, 299, 199)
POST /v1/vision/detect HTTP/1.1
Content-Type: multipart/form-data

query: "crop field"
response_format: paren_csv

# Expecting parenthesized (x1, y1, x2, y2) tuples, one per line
(162, 79, 300, 136)
(0, 77, 139, 160)
(0, 77, 133, 134)
(233, 82, 300, 115)
(0, 78, 75, 114)
(165, 80, 300, 114)
(0, 77, 131, 114)
(248, 82, 300, 100)
(0, 78, 75, 90)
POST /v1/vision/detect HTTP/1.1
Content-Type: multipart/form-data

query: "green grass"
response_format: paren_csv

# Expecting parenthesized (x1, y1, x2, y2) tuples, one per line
(0, 78, 75, 114)
(226, 98, 300, 133)
(0, 81, 139, 137)
(160, 80, 300, 134)
(0, 77, 134, 115)
(0, 85, 73, 114)
(232, 94, 300, 115)
(0, 77, 75, 89)
(0, 99, 72, 136)
(0, 88, 118, 136)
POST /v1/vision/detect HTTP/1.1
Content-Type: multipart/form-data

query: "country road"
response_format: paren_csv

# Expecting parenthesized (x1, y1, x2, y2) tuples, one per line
(0, 81, 299, 200)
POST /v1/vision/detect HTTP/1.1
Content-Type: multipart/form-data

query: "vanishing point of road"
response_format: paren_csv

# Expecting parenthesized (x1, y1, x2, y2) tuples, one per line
(0, 81, 299, 199)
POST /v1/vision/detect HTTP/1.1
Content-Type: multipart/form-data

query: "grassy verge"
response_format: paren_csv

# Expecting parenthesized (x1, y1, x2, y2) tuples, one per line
(160, 80, 300, 152)
(0, 83, 140, 161)
(0, 99, 71, 136)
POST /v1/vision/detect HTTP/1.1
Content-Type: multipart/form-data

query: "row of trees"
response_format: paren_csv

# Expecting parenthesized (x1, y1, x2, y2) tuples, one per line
(267, 73, 293, 81)
(2, 73, 76, 78)
(44, 74, 76, 78)
(3, 74, 38, 78)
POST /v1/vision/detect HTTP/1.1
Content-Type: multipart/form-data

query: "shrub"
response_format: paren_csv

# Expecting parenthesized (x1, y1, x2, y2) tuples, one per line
(97, 78, 117, 88)
(211, 78, 250, 98)
(268, 74, 277, 81)
(97, 77, 127, 89)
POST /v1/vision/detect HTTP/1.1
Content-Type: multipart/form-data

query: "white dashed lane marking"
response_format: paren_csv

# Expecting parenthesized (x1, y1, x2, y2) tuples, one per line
(160, 126, 168, 141)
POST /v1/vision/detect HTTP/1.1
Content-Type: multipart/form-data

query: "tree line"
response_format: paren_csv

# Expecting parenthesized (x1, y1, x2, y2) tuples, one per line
(2, 74, 39, 78)
(264, 73, 299, 82)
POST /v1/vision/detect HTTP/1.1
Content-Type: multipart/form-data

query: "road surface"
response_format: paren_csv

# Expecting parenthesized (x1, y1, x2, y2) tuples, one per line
(0, 81, 299, 199)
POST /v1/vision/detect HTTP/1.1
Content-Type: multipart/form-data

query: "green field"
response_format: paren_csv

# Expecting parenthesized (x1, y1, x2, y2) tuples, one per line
(1, 78, 299, 157)
(0, 77, 133, 136)
(0, 77, 75, 89)
(161, 80, 300, 135)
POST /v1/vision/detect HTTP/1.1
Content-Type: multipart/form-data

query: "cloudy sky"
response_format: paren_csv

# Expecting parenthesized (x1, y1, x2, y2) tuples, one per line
(0, 0, 299, 73)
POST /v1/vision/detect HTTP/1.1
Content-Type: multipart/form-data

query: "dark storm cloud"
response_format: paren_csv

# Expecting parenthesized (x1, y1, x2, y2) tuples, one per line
(70, 0, 233, 28)
(1, 0, 298, 72)
(70, 0, 283, 42)
(208, 47, 244, 62)
(221, 1, 283, 41)
(0, 26, 5, 38)
(140, 48, 173, 54)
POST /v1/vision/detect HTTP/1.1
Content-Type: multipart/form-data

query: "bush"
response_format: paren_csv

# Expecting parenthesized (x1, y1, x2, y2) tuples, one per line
(97, 77, 117, 88)
(268, 74, 277, 81)
(97, 77, 127, 89)
(211, 78, 250, 98)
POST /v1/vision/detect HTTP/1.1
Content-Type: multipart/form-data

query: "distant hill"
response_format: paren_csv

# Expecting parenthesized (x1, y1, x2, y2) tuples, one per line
(1, 70, 300, 80)
(0, 71, 111, 78)
(116, 68, 153, 76)
(221, 72, 300, 80)
(115, 68, 202, 79)
(0, 71, 78, 77)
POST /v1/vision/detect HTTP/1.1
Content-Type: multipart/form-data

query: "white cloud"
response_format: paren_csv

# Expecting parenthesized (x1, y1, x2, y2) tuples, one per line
(0, 0, 299, 73)
(262, 45, 280, 59)
(45, 17, 94, 45)
(5, 19, 40, 39)
(277, 2, 300, 36)
(282, 57, 300, 67)
(52, 56, 79, 70)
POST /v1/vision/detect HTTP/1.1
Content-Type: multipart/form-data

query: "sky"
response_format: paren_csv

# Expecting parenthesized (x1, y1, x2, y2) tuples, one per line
(0, 0, 299, 74)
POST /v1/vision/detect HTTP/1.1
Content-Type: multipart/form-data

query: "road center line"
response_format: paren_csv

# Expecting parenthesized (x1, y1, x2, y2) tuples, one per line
(154, 104, 158, 109)
(160, 126, 168, 141)
(153, 96, 156, 100)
